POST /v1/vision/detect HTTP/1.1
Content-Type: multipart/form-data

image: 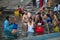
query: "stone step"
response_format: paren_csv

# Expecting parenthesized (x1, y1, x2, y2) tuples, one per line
(0, 0, 32, 9)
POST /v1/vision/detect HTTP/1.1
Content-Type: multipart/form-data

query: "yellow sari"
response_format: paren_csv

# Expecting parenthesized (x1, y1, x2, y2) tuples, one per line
(54, 26, 59, 32)
(14, 10, 19, 17)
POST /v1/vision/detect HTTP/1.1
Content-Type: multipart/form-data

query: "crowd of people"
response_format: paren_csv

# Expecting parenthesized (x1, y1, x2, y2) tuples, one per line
(3, 4, 60, 39)
(21, 8, 59, 36)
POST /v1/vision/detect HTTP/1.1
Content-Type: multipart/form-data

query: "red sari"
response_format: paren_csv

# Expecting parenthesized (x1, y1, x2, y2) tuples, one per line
(40, 0, 43, 7)
(35, 25, 44, 35)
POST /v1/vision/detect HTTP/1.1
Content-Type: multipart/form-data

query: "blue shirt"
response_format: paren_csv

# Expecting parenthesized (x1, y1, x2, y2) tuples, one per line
(4, 20, 9, 31)
(13, 23, 18, 29)
(46, 17, 52, 23)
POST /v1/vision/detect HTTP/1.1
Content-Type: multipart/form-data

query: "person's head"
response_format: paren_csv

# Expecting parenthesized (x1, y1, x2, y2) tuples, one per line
(49, 10, 54, 16)
(43, 14, 47, 19)
(40, 7, 43, 13)
(13, 17, 17, 23)
(43, 7, 45, 11)
(39, 16, 42, 21)
(35, 14, 40, 20)
(25, 11, 28, 15)
(29, 17, 32, 22)
(50, 12, 55, 19)
(46, 14, 50, 18)
(9, 16, 14, 23)
(18, 5, 20, 8)
(37, 12, 41, 15)
(32, 15, 35, 20)
(55, 4, 58, 7)
(6, 16, 10, 21)
(49, 10, 52, 14)
(9, 15, 17, 24)
(59, 2, 60, 4)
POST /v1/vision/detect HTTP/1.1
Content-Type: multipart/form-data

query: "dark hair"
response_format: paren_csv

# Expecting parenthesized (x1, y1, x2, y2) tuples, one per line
(56, 4, 58, 7)
(6, 16, 10, 21)
(29, 17, 32, 20)
(43, 7, 45, 10)
(53, 11, 58, 14)
(18, 5, 19, 7)
(37, 12, 41, 15)
(59, 2, 60, 4)
(39, 16, 42, 20)
(18, 5, 21, 8)
(46, 14, 50, 17)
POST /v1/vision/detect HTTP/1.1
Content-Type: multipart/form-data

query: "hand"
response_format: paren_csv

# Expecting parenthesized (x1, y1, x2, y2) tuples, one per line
(12, 29, 17, 34)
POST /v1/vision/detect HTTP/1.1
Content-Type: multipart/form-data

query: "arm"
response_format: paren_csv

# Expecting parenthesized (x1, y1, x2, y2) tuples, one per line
(46, 23, 50, 34)
(4, 21, 9, 30)
(24, 23, 28, 32)
(22, 15, 24, 23)
(55, 15, 59, 24)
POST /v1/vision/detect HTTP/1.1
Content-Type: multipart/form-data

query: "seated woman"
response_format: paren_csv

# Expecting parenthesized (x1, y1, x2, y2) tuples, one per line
(35, 16, 44, 35)
(9, 16, 18, 38)
(35, 23, 44, 35)
(12, 17, 18, 35)
(4, 16, 11, 37)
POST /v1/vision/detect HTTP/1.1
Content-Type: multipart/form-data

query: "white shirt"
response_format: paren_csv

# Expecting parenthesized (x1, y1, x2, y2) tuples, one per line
(44, 0, 48, 3)
(27, 22, 34, 32)
(58, 4, 60, 10)
(36, 0, 39, 2)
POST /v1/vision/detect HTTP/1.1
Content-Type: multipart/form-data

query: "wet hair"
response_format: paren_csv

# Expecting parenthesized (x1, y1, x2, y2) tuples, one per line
(37, 12, 41, 15)
(59, 2, 60, 4)
(56, 4, 58, 7)
(18, 5, 20, 7)
(6, 16, 10, 21)
(29, 17, 32, 20)
(43, 7, 45, 10)
(39, 16, 42, 20)
(46, 14, 50, 17)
